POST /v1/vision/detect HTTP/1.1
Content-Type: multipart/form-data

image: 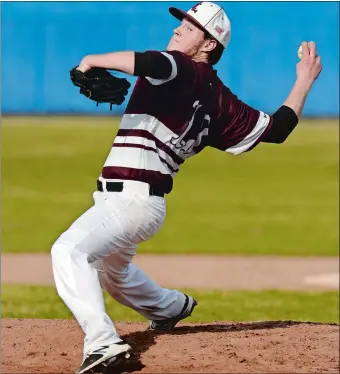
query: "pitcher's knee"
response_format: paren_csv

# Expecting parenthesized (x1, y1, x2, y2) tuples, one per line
(51, 238, 78, 263)
(51, 242, 66, 266)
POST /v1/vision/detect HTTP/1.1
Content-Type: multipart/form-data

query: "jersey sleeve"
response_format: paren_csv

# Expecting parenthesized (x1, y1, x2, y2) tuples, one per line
(209, 85, 273, 155)
(144, 50, 195, 86)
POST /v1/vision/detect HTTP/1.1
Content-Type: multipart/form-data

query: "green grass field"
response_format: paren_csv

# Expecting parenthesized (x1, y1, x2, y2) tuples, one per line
(2, 284, 338, 323)
(2, 117, 338, 255)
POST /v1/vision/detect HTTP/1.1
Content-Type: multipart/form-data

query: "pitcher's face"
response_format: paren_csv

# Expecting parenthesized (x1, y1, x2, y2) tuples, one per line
(167, 18, 206, 57)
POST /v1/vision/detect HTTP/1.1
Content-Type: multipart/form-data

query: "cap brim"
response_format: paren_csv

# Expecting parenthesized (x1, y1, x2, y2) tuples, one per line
(169, 7, 205, 31)
(169, 7, 186, 21)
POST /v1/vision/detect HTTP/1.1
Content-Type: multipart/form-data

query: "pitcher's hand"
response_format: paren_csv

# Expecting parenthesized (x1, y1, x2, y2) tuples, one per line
(296, 41, 322, 87)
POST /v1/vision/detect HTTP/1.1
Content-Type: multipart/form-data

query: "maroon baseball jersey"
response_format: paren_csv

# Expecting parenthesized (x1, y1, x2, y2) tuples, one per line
(101, 51, 273, 193)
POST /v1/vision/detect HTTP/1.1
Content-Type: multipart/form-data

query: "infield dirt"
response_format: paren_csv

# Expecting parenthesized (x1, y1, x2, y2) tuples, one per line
(2, 318, 339, 373)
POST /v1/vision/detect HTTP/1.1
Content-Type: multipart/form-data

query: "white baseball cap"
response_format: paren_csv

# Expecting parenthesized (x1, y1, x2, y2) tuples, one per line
(169, 2, 231, 49)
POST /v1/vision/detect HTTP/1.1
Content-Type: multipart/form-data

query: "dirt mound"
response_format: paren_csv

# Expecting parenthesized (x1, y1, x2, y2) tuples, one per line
(2, 318, 339, 373)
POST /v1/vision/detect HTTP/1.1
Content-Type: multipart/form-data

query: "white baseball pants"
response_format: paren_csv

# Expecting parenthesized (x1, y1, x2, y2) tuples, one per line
(51, 180, 185, 355)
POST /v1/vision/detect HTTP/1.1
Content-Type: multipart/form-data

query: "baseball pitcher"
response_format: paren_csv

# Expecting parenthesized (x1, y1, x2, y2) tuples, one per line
(51, 2, 322, 373)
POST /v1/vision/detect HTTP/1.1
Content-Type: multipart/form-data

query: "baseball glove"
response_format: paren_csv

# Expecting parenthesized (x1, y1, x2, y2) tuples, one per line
(70, 67, 131, 110)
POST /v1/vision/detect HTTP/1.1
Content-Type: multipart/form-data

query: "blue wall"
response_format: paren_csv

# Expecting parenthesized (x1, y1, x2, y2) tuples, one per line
(1, 1, 339, 116)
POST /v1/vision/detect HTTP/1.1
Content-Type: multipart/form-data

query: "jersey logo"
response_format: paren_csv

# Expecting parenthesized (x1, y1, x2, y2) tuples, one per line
(170, 100, 210, 155)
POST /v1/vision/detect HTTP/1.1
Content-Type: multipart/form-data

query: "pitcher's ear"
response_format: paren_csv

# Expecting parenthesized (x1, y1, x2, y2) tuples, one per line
(203, 38, 217, 53)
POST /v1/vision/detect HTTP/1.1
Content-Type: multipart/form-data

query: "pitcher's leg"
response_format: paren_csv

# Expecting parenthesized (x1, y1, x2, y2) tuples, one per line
(96, 250, 186, 321)
(51, 192, 135, 355)
(51, 239, 121, 354)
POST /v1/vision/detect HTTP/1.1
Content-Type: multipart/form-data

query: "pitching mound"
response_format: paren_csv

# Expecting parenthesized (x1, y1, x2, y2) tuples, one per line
(2, 319, 339, 373)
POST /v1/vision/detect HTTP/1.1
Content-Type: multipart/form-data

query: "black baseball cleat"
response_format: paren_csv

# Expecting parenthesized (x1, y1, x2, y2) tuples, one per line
(76, 342, 132, 374)
(149, 294, 198, 332)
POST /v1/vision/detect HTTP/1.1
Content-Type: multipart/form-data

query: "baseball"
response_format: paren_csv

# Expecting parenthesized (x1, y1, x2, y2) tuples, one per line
(298, 44, 303, 60)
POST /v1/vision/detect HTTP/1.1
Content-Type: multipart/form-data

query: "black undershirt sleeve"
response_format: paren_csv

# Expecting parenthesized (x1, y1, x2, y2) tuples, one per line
(262, 105, 299, 143)
(133, 51, 173, 80)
